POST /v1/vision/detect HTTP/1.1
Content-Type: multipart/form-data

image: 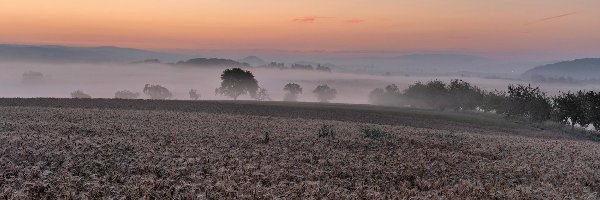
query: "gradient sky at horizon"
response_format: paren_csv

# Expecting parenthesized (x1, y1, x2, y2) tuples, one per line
(1, 0, 599, 58)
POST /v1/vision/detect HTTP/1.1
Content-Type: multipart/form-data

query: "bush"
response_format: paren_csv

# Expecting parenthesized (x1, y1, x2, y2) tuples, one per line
(362, 127, 387, 140)
(114, 90, 140, 99)
(71, 90, 91, 99)
(317, 125, 336, 139)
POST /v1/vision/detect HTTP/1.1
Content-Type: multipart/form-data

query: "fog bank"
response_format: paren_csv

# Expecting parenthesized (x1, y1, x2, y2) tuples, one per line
(1, 62, 599, 104)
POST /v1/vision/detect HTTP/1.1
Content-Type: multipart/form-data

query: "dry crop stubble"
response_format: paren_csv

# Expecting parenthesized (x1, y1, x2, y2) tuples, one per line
(0, 101, 599, 199)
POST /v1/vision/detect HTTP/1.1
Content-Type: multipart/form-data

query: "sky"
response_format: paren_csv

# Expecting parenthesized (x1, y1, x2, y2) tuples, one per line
(1, 0, 599, 58)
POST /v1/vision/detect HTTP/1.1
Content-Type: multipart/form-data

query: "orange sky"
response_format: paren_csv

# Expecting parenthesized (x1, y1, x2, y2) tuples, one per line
(1, 0, 599, 56)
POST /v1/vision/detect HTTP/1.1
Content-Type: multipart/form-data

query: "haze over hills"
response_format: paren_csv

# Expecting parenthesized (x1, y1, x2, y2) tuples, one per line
(0, 44, 560, 76)
(238, 56, 267, 67)
(522, 58, 600, 81)
(0, 44, 194, 64)
(175, 58, 250, 68)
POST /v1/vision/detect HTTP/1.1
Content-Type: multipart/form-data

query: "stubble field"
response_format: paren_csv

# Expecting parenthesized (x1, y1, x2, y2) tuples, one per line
(0, 98, 599, 199)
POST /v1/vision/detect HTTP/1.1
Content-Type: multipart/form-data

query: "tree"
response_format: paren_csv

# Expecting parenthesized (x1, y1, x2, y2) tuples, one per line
(506, 84, 551, 122)
(552, 91, 591, 128)
(369, 84, 403, 106)
(368, 88, 385, 105)
(447, 79, 484, 111)
(316, 64, 332, 72)
(585, 91, 600, 131)
(313, 85, 337, 103)
(71, 90, 91, 99)
(215, 68, 259, 100)
(481, 90, 507, 114)
(189, 89, 201, 100)
(283, 83, 303, 101)
(404, 80, 449, 110)
(255, 88, 271, 101)
(143, 84, 172, 100)
(114, 90, 140, 99)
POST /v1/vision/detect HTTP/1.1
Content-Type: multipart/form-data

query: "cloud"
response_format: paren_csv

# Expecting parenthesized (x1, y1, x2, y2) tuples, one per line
(527, 12, 578, 25)
(344, 19, 364, 24)
(292, 16, 334, 23)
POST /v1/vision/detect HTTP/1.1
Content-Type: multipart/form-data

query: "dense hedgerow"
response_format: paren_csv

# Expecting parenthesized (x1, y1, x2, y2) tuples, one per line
(369, 80, 600, 130)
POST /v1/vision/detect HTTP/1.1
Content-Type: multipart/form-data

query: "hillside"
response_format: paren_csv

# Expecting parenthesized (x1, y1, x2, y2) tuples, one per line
(238, 56, 267, 67)
(522, 58, 600, 81)
(0, 44, 193, 63)
(174, 58, 250, 68)
(0, 98, 599, 198)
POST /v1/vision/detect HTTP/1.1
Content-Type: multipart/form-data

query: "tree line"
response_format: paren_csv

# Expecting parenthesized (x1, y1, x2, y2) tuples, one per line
(70, 68, 338, 103)
(369, 79, 600, 131)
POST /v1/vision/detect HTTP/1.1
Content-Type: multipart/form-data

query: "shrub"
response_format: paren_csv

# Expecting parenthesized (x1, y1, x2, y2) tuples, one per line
(317, 125, 336, 139)
(362, 127, 387, 140)
(70, 90, 91, 99)
(114, 90, 140, 99)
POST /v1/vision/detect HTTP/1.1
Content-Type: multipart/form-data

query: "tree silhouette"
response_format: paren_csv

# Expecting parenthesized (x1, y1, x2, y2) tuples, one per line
(553, 91, 590, 128)
(215, 68, 259, 100)
(189, 89, 200, 100)
(143, 84, 172, 100)
(283, 83, 303, 101)
(313, 85, 337, 103)
(506, 84, 551, 122)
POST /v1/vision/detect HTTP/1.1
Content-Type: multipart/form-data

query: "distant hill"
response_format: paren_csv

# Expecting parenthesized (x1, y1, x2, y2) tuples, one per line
(238, 56, 267, 67)
(0, 44, 193, 63)
(395, 53, 488, 62)
(329, 53, 524, 74)
(522, 58, 600, 81)
(174, 58, 250, 68)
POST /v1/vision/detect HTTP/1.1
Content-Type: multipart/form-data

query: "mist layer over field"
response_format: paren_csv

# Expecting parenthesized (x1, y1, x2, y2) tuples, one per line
(2, 62, 599, 104)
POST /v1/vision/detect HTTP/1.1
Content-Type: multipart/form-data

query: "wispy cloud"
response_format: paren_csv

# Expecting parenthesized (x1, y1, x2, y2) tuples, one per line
(292, 16, 334, 23)
(344, 19, 364, 24)
(527, 12, 578, 25)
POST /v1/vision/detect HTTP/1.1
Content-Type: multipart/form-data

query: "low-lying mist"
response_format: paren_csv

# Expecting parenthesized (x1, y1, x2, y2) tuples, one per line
(2, 61, 599, 104)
